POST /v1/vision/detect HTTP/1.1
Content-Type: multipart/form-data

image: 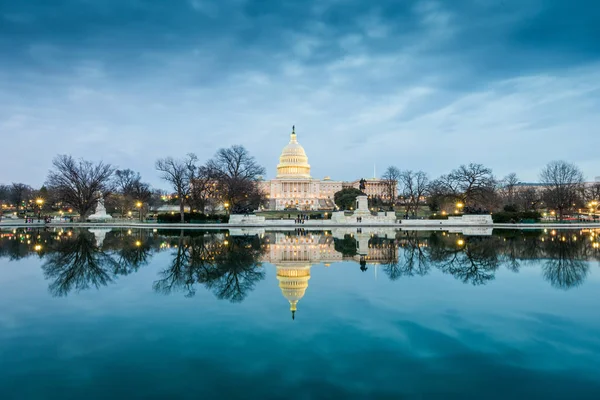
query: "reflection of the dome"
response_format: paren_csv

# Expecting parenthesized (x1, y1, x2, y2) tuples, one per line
(262, 231, 399, 318)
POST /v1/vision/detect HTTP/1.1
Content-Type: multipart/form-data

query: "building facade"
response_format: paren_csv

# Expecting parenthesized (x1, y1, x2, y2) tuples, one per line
(260, 127, 395, 210)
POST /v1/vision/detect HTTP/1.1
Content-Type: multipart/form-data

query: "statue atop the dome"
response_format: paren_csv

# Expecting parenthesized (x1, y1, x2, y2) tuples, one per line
(292, 125, 295, 134)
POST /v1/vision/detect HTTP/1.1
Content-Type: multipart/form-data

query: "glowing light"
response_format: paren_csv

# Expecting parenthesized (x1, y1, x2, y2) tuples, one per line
(135, 241, 141, 247)
(34, 244, 42, 251)
(457, 239, 465, 246)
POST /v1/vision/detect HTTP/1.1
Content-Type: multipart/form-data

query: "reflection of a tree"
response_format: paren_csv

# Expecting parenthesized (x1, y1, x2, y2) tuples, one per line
(102, 230, 156, 275)
(153, 232, 200, 297)
(542, 238, 589, 290)
(497, 230, 544, 272)
(113, 240, 153, 275)
(207, 236, 265, 303)
(0, 228, 52, 260)
(153, 233, 265, 302)
(430, 235, 500, 285)
(42, 231, 118, 296)
(333, 234, 358, 257)
(384, 233, 430, 280)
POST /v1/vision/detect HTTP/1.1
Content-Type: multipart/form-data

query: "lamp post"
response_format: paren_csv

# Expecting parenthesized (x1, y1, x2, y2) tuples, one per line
(456, 202, 464, 214)
(35, 198, 44, 222)
(136, 201, 143, 222)
(224, 202, 230, 216)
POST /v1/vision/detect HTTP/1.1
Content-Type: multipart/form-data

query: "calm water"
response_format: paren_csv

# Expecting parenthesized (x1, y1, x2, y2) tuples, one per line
(1, 227, 600, 399)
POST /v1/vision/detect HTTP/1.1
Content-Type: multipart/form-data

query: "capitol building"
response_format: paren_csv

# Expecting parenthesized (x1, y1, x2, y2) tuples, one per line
(259, 127, 393, 210)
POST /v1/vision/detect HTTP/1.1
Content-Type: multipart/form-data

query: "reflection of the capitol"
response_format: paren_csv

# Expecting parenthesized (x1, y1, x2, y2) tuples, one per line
(261, 230, 398, 319)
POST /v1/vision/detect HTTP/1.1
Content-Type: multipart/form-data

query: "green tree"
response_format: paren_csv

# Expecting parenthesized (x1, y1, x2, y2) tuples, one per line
(333, 188, 364, 210)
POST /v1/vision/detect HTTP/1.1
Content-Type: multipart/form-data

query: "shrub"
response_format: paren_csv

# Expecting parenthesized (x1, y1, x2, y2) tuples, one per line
(428, 214, 463, 220)
(492, 211, 541, 223)
(157, 213, 229, 223)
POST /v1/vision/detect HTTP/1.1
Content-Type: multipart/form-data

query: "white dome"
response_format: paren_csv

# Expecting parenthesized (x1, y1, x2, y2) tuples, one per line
(276, 127, 311, 179)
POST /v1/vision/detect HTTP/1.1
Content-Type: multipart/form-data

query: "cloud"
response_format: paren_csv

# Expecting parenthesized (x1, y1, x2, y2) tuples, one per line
(0, 0, 599, 187)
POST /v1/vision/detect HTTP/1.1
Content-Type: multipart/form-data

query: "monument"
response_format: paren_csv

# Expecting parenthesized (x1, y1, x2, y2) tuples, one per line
(258, 127, 395, 210)
(88, 194, 113, 221)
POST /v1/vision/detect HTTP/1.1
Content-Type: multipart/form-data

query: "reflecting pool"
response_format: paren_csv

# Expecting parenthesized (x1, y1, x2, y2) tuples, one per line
(1, 227, 600, 399)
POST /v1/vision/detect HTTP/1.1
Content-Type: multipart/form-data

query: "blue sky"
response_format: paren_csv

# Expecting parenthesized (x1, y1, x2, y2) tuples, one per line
(1, 0, 599, 188)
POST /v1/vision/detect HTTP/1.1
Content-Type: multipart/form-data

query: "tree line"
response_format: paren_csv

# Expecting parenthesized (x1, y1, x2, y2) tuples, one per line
(2, 154, 599, 221)
(375, 160, 599, 220)
(0, 145, 266, 222)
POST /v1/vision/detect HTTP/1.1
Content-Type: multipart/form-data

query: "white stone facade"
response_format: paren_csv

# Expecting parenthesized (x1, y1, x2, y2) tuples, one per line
(261, 128, 392, 211)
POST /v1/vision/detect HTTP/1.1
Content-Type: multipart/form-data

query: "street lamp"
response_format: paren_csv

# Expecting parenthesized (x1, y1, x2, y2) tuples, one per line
(224, 202, 230, 215)
(35, 198, 44, 221)
(136, 201, 143, 222)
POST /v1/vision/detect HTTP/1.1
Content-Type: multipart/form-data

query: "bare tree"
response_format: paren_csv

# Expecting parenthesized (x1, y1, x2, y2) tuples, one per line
(0, 184, 8, 218)
(438, 163, 497, 210)
(501, 172, 519, 207)
(113, 169, 141, 195)
(111, 169, 152, 218)
(0, 184, 10, 203)
(426, 175, 459, 212)
(9, 183, 33, 213)
(156, 154, 197, 222)
(584, 182, 600, 215)
(381, 166, 400, 209)
(539, 160, 584, 220)
(206, 145, 266, 212)
(190, 165, 219, 213)
(399, 170, 429, 217)
(514, 187, 542, 211)
(46, 155, 115, 221)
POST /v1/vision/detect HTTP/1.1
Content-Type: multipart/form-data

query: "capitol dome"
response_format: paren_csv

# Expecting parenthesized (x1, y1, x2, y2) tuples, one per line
(276, 126, 311, 179)
(276, 265, 311, 320)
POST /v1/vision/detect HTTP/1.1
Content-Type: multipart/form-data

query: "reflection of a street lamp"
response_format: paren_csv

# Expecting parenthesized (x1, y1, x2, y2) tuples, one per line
(34, 244, 42, 251)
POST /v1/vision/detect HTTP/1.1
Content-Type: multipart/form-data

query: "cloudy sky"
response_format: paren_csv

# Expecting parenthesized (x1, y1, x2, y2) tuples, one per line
(1, 0, 599, 188)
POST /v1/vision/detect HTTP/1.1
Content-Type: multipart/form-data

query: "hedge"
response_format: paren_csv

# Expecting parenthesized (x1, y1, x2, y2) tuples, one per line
(491, 211, 541, 223)
(428, 214, 464, 220)
(157, 212, 229, 224)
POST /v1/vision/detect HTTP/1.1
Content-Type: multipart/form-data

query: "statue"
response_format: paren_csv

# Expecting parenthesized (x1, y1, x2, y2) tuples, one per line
(88, 192, 113, 221)
(292, 125, 295, 134)
(359, 178, 366, 191)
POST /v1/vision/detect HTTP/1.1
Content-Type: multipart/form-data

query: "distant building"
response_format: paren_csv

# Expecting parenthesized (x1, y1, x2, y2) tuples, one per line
(259, 127, 395, 210)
